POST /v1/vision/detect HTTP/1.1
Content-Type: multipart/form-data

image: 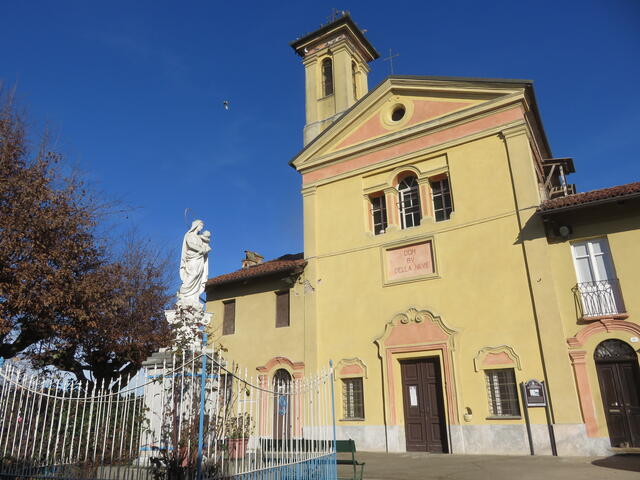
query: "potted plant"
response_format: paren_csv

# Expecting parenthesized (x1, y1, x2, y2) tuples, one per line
(226, 412, 254, 459)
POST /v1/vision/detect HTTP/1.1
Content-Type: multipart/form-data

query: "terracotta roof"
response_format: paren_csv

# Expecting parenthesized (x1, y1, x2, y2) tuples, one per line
(206, 253, 305, 288)
(539, 182, 640, 212)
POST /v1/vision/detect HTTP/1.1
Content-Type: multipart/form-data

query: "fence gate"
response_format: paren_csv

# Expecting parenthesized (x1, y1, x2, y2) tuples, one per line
(0, 348, 337, 479)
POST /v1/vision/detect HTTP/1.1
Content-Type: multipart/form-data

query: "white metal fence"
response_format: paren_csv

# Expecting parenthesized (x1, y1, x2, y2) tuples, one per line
(0, 347, 337, 479)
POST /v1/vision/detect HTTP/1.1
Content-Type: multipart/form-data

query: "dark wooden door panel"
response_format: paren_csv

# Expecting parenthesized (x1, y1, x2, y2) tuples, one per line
(597, 363, 629, 447)
(597, 360, 640, 447)
(401, 358, 448, 453)
(619, 362, 640, 446)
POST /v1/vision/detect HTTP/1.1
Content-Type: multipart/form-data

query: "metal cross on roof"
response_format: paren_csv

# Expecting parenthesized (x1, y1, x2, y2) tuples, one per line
(382, 48, 399, 74)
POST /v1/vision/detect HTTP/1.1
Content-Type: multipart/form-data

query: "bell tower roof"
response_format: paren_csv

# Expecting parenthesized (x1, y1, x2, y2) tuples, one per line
(290, 13, 379, 62)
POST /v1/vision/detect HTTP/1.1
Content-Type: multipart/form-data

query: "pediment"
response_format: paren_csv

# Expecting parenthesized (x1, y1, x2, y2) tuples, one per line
(291, 77, 527, 172)
(329, 95, 481, 153)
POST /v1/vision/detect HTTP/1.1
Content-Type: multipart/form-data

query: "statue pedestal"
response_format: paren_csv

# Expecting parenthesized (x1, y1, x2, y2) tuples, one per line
(137, 307, 212, 464)
(165, 307, 212, 349)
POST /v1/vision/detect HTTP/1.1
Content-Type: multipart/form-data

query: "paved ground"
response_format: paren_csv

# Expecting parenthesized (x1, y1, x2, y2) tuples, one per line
(337, 452, 640, 480)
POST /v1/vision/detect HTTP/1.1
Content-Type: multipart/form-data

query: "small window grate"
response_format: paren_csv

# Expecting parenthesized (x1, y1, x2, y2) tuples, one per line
(342, 378, 365, 419)
(485, 368, 520, 417)
(594, 339, 636, 361)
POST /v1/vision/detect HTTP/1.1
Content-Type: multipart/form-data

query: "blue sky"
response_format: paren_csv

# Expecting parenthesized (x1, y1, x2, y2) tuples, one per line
(2, 1, 639, 289)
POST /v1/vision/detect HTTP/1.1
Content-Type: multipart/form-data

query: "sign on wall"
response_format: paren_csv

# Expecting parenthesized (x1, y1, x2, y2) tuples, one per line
(384, 240, 435, 283)
(524, 379, 547, 407)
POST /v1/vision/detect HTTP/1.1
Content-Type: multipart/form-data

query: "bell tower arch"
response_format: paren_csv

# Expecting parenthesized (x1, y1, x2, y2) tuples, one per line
(291, 13, 379, 145)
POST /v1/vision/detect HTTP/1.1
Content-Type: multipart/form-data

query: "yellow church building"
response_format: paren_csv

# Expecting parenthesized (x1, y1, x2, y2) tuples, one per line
(206, 14, 640, 456)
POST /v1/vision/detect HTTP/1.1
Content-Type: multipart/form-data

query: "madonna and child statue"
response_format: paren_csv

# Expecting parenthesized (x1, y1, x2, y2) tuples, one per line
(177, 219, 211, 310)
(166, 219, 212, 347)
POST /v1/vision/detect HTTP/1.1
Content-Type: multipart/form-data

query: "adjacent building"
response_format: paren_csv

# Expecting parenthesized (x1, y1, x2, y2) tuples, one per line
(206, 14, 640, 455)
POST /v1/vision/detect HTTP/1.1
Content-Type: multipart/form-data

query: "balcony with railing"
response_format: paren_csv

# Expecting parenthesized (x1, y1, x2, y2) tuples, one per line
(573, 278, 627, 320)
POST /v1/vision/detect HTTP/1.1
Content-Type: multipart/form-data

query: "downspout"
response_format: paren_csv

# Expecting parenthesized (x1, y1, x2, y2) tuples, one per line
(501, 133, 557, 424)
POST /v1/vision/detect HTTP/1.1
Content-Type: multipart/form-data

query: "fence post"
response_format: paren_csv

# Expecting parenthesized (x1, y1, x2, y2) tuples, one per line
(196, 327, 208, 480)
(329, 359, 337, 478)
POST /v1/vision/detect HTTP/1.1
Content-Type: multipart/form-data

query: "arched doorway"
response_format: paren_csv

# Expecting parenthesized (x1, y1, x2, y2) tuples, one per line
(272, 369, 291, 439)
(594, 339, 640, 447)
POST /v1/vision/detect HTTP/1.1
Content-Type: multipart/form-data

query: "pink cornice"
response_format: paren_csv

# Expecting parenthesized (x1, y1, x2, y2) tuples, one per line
(568, 350, 587, 364)
(339, 364, 363, 376)
(256, 356, 305, 374)
(483, 351, 514, 366)
(302, 107, 523, 184)
(386, 321, 449, 346)
(567, 318, 640, 348)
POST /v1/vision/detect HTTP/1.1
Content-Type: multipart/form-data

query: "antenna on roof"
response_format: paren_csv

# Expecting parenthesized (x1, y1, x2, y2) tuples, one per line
(328, 8, 349, 22)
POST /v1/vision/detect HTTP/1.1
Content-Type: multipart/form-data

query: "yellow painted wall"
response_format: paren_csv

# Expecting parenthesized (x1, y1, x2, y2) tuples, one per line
(308, 132, 551, 429)
(206, 275, 307, 376)
(205, 70, 640, 452)
(546, 200, 640, 439)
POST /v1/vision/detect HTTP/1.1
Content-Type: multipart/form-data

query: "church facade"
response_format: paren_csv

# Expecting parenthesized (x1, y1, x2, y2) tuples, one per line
(206, 14, 640, 455)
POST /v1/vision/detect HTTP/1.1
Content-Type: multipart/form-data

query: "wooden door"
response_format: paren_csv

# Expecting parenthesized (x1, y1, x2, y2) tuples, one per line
(595, 340, 640, 448)
(400, 358, 448, 453)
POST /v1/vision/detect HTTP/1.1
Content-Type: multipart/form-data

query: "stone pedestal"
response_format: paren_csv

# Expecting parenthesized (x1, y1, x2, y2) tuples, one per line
(165, 307, 212, 349)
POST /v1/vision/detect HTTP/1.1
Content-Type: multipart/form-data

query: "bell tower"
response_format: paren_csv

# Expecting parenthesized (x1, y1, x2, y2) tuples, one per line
(291, 13, 379, 146)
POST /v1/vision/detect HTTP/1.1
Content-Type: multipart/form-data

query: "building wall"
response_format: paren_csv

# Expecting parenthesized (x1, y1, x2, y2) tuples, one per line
(545, 200, 640, 446)
(205, 80, 640, 455)
(305, 128, 559, 453)
(206, 275, 307, 377)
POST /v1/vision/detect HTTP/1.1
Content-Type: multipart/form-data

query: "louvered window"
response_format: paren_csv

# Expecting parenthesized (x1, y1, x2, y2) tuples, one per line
(275, 290, 290, 328)
(223, 300, 235, 335)
(322, 58, 334, 96)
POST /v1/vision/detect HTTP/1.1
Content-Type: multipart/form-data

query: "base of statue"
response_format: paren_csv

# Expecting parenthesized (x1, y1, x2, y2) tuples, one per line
(164, 304, 212, 350)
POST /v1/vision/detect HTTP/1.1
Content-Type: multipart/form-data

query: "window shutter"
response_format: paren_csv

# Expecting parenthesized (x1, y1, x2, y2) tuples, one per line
(276, 291, 290, 328)
(223, 300, 235, 335)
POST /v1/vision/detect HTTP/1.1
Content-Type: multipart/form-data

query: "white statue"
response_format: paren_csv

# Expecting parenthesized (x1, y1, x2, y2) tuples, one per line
(177, 219, 211, 309)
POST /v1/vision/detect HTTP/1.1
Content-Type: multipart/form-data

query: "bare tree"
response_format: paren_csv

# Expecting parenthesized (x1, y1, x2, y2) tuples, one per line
(0, 87, 171, 386)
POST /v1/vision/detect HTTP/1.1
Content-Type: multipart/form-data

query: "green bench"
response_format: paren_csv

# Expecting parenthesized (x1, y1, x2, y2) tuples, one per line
(336, 439, 365, 480)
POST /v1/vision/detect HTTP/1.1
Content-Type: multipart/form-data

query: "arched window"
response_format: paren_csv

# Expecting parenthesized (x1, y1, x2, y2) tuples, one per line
(594, 339, 637, 362)
(398, 175, 421, 229)
(352, 61, 358, 100)
(322, 58, 334, 96)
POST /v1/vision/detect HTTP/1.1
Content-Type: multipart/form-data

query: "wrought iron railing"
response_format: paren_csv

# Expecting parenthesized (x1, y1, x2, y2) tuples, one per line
(0, 346, 338, 479)
(573, 278, 626, 319)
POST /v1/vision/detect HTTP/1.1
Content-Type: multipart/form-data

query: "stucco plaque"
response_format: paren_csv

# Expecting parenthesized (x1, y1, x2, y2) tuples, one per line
(385, 241, 434, 282)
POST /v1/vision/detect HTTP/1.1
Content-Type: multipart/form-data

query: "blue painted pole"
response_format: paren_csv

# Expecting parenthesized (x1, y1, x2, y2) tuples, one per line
(196, 327, 208, 480)
(329, 359, 337, 480)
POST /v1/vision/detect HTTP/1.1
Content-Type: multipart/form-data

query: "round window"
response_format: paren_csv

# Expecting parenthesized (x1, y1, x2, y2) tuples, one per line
(391, 105, 406, 122)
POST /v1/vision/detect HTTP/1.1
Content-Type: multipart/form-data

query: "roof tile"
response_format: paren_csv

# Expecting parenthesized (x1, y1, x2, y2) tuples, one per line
(539, 182, 640, 212)
(206, 253, 305, 288)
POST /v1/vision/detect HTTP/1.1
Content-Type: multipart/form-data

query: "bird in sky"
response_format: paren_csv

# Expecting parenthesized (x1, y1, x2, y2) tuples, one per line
(223, 100, 230, 110)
